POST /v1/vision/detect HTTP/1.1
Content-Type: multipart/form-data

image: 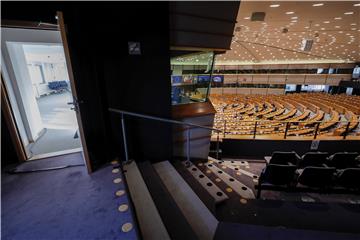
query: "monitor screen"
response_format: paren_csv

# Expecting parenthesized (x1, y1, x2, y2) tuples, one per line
(212, 75, 224, 83)
(198, 75, 211, 83)
(172, 76, 182, 84)
(352, 65, 360, 79)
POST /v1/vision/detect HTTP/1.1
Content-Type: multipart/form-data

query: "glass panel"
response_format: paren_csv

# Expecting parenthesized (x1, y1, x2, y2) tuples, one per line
(171, 51, 215, 105)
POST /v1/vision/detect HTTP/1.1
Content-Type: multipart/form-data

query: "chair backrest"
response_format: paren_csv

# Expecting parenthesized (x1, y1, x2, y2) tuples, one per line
(329, 152, 359, 169)
(297, 166, 336, 188)
(270, 151, 299, 165)
(336, 168, 360, 189)
(299, 152, 329, 168)
(261, 164, 297, 185)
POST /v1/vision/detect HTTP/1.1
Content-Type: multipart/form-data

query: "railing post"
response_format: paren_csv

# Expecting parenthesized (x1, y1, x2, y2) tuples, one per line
(253, 121, 258, 139)
(216, 132, 220, 159)
(121, 113, 129, 164)
(343, 121, 351, 140)
(223, 120, 227, 138)
(187, 127, 191, 162)
(314, 122, 320, 139)
(284, 122, 290, 139)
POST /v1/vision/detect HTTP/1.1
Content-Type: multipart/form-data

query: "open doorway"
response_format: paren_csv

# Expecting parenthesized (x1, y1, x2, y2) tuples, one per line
(1, 24, 87, 164)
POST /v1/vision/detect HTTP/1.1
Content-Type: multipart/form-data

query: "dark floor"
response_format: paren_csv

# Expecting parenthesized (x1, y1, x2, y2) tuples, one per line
(179, 158, 360, 234)
(1, 153, 138, 240)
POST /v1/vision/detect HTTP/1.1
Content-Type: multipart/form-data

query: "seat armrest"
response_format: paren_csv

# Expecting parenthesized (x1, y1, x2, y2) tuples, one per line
(287, 162, 295, 166)
(322, 163, 329, 168)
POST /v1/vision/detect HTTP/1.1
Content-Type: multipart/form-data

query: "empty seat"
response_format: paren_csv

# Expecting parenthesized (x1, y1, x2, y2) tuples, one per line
(336, 168, 360, 190)
(298, 152, 329, 168)
(257, 164, 297, 198)
(328, 152, 359, 169)
(264, 151, 300, 165)
(297, 166, 336, 189)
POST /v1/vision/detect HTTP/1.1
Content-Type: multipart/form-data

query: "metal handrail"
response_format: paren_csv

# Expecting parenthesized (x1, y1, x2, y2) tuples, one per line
(109, 108, 222, 163)
(109, 108, 221, 132)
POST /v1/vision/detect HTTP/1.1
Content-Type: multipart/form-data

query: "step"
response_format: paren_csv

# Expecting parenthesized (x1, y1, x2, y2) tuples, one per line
(136, 161, 197, 240)
(123, 161, 170, 240)
(153, 161, 219, 240)
(181, 161, 229, 204)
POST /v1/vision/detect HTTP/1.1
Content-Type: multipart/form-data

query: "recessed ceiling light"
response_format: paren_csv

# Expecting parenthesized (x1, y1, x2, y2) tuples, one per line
(244, 17, 250, 20)
(344, 12, 354, 15)
(291, 16, 298, 19)
(350, 23, 357, 26)
(334, 17, 342, 20)
(323, 21, 330, 24)
(354, 3, 360, 6)
(335, 26, 340, 28)
(270, 4, 280, 8)
(313, 3, 324, 7)
(286, 11, 294, 15)
(291, 20, 297, 23)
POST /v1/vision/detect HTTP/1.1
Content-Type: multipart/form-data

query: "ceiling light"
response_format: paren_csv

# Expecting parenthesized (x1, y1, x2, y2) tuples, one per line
(270, 4, 280, 8)
(244, 17, 250, 20)
(323, 21, 330, 24)
(291, 16, 298, 19)
(313, 3, 324, 7)
(354, 3, 360, 6)
(286, 11, 294, 15)
(344, 12, 354, 15)
(291, 20, 297, 23)
(334, 17, 342, 20)
(351, 23, 357, 26)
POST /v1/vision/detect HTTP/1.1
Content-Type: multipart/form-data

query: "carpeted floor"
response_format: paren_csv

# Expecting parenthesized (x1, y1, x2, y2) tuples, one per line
(1, 153, 138, 240)
(29, 91, 81, 157)
(30, 128, 81, 156)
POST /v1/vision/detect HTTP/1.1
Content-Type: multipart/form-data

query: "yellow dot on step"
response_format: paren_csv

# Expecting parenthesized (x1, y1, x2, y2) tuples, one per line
(215, 178, 221, 182)
(206, 170, 211, 174)
(240, 198, 248, 204)
(253, 179, 258, 183)
(226, 187, 233, 193)
(118, 204, 129, 212)
(221, 166, 227, 169)
(236, 172, 242, 175)
(111, 160, 119, 165)
(112, 168, 120, 174)
(198, 163, 203, 167)
(245, 166, 250, 169)
(115, 190, 125, 197)
(113, 178, 122, 184)
(209, 160, 214, 164)
(121, 222, 133, 232)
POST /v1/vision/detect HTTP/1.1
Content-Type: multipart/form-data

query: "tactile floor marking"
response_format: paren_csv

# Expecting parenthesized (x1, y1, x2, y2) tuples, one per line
(183, 161, 229, 203)
(206, 163, 255, 199)
(208, 157, 249, 166)
(222, 164, 259, 179)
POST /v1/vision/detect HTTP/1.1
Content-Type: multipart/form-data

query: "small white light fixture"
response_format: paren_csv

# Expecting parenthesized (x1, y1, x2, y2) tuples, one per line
(344, 12, 354, 15)
(354, 3, 360, 6)
(291, 16, 298, 19)
(313, 3, 324, 7)
(323, 21, 330, 24)
(244, 17, 250, 20)
(334, 17, 342, 20)
(270, 4, 280, 8)
(286, 11, 294, 15)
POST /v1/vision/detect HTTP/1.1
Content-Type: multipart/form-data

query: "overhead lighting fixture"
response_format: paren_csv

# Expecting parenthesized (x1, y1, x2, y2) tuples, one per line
(291, 16, 298, 19)
(270, 4, 280, 8)
(344, 12, 354, 15)
(313, 3, 324, 7)
(286, 11, 294, 15)
(354, 3, 360, 6)
(323, 21, 330, 24)
(334, 17, 342, 20)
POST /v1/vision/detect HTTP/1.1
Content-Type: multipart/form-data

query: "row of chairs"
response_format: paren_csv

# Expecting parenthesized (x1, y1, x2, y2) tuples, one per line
(264, 151, 360, 169)
(257, 151, 360, 198)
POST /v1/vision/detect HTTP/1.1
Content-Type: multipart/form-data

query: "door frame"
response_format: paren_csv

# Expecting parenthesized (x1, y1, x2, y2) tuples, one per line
(1, 17, 93, 173)
(1, 77, 27, 162)
(57, 11, 92, 173)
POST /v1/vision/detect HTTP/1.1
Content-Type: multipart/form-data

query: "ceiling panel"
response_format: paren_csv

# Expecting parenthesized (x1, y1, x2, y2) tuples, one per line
(217, 1, 360, 64)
